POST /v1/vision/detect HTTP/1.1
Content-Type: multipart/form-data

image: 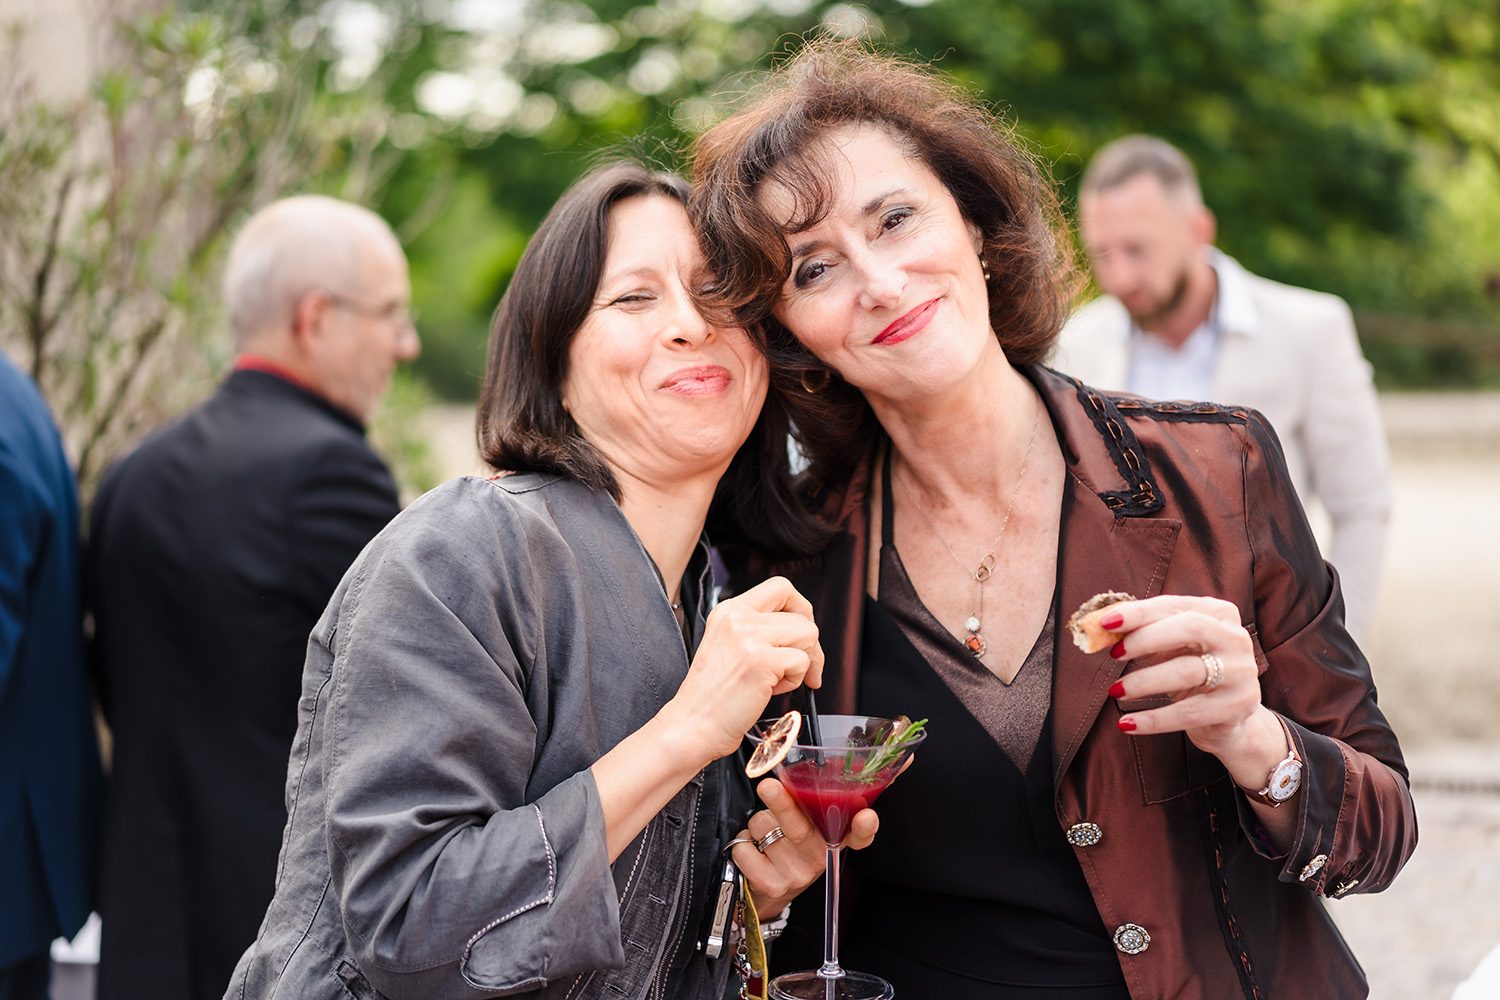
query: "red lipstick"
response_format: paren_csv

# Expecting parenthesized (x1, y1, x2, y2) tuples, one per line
(873, 299, 938, 346)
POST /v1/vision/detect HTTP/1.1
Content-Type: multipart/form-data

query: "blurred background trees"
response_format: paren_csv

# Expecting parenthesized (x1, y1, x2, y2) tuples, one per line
(328, 0, 1500, 398)
(4, 0, 1498, 492)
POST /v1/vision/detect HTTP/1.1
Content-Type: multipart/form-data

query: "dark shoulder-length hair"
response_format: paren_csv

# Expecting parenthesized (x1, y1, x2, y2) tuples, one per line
(477, 159, 826, 558)
(691, 39, 1078, 501)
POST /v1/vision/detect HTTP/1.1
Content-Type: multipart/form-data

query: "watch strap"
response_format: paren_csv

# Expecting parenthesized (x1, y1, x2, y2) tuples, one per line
(1243, 714, 1301, 807)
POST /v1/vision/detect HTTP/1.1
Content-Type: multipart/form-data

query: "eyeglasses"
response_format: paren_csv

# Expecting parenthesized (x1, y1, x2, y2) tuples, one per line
(325, 293, 419, 337)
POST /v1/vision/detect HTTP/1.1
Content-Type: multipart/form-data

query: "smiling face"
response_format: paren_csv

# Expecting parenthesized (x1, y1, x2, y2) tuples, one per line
(761, 124, 996, 406)
(561, 195, 768, 488)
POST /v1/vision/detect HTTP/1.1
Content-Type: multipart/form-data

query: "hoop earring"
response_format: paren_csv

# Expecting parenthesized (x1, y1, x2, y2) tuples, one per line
(799, 368, 832, 394)
(981, 255, 992, 282)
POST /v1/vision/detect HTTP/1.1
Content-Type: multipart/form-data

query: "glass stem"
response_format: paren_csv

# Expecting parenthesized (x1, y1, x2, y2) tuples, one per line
(818, 844, 844, 980)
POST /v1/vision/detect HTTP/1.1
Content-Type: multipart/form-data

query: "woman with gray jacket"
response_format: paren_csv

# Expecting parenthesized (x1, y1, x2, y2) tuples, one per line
(225, 162, 863, 1000)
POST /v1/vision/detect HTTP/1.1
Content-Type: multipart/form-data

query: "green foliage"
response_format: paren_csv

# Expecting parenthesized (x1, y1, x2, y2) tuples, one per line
(8, 0, 1497, 443)
(370, 367, 443, 500)
(342, 0, 1498, 397)
(0, 0, 434, 494)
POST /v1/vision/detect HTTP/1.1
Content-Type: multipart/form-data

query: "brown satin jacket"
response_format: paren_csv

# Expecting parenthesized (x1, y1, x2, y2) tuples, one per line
(765, 365, 1417, 1000)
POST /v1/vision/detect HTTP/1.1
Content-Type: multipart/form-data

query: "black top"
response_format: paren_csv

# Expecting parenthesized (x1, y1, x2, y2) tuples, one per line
(832, 458, 1127, 998)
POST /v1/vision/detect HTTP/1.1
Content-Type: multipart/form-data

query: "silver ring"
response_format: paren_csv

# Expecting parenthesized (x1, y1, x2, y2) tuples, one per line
(753, 827, 786, 852)
(722, 836, 756, 856)
(1201, 653, 1225, 690)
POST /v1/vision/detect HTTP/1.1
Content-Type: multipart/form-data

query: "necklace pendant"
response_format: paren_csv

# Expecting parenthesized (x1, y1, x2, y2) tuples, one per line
(963, 616, 987, 657)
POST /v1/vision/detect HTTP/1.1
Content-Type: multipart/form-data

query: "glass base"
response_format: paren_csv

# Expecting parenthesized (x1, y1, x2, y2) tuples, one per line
(767, 970, 895, 1000)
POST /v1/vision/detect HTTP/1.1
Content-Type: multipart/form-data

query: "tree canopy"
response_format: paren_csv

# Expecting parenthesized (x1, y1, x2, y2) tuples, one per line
(5, 0, 1497, 481)
(352, 0, 1499, 395)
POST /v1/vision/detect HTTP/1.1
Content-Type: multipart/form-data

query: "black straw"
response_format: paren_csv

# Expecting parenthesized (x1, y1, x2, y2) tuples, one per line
(805, 686, 825, 765)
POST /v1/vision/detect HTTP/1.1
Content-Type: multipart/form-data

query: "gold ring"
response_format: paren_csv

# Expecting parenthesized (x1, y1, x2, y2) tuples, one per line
(1201, 653, 1225, 690)
(754, 827, 786, 852)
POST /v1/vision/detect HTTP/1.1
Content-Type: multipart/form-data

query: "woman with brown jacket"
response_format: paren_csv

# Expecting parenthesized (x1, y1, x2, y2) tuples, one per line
(692, 42, 1416, 1000)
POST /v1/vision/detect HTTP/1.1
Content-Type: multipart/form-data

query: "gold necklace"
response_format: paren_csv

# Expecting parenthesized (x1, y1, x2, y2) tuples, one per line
(898, 398, 1042, 657)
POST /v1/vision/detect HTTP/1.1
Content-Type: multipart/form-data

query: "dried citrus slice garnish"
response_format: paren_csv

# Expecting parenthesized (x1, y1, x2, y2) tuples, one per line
(746, 710, 802, 779)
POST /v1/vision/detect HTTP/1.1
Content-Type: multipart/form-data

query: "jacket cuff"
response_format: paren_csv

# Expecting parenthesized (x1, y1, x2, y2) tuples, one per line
(461, 771, 623, 992)
(1235, 714, 1347, 895)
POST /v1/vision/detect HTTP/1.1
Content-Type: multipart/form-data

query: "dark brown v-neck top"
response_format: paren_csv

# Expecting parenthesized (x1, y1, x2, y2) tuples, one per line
(875, 454, 1054, 770)
(828, 454, 1126, 999)
(878, 545, 1054, 771)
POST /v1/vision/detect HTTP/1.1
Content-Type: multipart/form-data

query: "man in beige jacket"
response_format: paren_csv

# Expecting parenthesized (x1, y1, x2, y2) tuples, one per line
(1051, 135, 1391, 640)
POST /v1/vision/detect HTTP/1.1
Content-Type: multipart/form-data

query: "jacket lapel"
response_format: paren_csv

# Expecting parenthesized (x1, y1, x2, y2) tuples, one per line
(1050, 476, 1180, 784)
(1029, 369, 1182, 785)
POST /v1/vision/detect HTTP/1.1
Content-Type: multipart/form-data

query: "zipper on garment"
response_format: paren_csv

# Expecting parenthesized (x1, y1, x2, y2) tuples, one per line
(645, 776, 705, 999)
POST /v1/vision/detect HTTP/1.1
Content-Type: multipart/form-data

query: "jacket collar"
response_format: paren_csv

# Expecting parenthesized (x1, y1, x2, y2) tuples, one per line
(223, 367, 367, 435)
(790, 365, 1182, 785)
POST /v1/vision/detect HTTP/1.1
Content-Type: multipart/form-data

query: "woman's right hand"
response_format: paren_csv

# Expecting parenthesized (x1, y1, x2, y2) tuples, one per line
(666, 576, 824, 760)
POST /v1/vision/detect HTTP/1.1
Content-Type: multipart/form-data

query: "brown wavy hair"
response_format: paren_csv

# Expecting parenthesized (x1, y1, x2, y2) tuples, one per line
(690, 40, 1077, 501)
(477, 159, 824, 557)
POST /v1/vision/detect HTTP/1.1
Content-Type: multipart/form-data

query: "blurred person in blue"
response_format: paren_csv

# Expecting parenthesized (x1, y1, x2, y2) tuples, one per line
(88, 196, 419, 1000)
(0, 352, 103, 1000)
(1051, 135, 1392, 640)
(226, 161, 859, 1000)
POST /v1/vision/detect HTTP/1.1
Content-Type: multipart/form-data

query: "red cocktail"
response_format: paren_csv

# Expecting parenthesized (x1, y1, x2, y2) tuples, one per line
(747, 714, 926, 1000)
(774, 758, 898, 844)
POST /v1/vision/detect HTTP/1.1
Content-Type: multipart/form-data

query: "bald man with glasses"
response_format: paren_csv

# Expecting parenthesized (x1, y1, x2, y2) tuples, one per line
(87, 196, 419, 1000)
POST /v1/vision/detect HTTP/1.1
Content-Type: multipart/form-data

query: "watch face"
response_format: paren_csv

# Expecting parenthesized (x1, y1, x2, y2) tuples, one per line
(1268, 759, 1303, 802)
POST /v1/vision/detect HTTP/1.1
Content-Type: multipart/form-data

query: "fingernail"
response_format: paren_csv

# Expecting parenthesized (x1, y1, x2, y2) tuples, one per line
(1109, 640, 1127, 659)
(1099, 612, 1124, 630)
(1108, 680, 1126, 699)
(1117, 718, 1137, 732)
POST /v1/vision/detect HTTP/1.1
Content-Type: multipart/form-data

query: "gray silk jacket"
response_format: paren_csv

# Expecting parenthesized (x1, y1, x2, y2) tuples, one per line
(226, 474, 744, 1000)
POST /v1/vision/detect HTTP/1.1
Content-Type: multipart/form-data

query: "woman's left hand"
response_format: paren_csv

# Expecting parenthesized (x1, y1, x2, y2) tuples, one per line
(729, 777, 879, 918)
(1104, 595, 1270, 761)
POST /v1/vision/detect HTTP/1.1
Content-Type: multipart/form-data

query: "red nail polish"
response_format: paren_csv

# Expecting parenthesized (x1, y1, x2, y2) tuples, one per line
(1109, 680, 1126, 699)
(1099, 612, 1125, 630)
(1117, 718, 1137, 732)
(1109, 640, 1127, 659)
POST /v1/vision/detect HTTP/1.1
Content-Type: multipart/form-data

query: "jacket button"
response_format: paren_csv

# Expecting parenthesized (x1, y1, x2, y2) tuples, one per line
(1113, 923, 1150, 955)
(1298, 854, 1328, 882)
(1066, 822, 1103, 847)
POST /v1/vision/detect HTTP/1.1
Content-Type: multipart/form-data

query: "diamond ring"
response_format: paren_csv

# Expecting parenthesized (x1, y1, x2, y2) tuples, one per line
(1200, 653, 1225, 690)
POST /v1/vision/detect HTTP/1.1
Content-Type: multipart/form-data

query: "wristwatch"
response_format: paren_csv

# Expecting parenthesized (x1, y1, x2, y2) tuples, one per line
(1243, 714, 1302, 808)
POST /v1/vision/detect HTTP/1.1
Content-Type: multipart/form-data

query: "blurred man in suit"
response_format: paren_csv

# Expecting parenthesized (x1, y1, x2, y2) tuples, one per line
(1052, 135, 1391, 639)
(0, 352, 103, 1000)
(88, 196, 419, 1000)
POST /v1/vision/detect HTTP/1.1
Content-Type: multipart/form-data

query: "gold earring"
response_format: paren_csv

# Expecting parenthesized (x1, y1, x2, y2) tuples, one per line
(982, 256, 992, 282)
(799, 368, 832, 394)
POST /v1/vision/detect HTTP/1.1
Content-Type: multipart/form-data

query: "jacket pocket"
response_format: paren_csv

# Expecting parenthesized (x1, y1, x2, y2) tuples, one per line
(1119, 689, 1227, 804)
(1121, 624, 1268, 804)
(1246, 623, 1270, 675)
(334, 960, 388, 1000)
(1130, 730, 1228, 804)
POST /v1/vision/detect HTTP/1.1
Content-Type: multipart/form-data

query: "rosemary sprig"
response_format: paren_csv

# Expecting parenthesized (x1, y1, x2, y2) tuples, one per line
(850, 717, 927, 782)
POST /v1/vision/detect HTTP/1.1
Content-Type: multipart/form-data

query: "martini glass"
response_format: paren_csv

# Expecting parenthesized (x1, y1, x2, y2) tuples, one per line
(747, 714, 926, 1000)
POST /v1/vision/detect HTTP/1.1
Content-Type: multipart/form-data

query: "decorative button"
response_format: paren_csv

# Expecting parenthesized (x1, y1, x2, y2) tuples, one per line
(1113, 923, 1150, 955)
(1298, 854, 1327, 882)
(1332, 878, 1361, 898)
(1066, 822, 1103, 847)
